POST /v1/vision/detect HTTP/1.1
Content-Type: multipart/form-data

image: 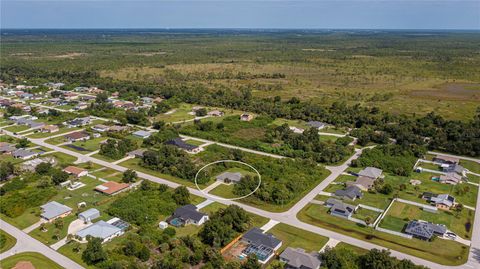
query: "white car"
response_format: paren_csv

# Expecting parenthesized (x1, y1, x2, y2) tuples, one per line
(445, 232, 457, 239)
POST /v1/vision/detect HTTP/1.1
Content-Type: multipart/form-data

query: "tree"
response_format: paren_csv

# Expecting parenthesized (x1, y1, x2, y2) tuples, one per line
(173, 186, 190, 205)
(54, 218, 64, 229)
(0, 161, 15, 181)
(35, 162, 52, 175)
(82, 237, 107, 265)
(15, 138, 29, 148)
(51, 169, 70, 185)
(358, 249, 395, 269)
(196, 108, 207, 116)
(240, 254, 261, 269)
(122, 169, 137, 183)
(454, 203, 464, 218)
(379, 183, 393, 195)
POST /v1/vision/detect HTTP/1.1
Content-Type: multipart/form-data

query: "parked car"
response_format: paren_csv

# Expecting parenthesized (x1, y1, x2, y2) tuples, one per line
(445, 232, 457, 239)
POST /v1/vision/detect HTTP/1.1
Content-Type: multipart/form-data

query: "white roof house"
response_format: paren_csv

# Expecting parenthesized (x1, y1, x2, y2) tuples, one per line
(78, 208, 100, 223)
(132, 130, 151, 139)
(76, 220, 123, 243)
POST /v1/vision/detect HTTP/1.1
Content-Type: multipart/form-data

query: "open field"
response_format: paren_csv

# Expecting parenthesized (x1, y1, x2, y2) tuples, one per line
(268, 223, 329, 252)
(298, 203, 469, 265)
(0, 252, 63, 269)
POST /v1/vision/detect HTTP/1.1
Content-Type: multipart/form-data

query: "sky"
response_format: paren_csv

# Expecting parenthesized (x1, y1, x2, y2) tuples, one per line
(1, 0, 479, 30)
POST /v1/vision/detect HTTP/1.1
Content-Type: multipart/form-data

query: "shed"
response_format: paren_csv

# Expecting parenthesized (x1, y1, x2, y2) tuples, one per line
(78, 208, 100, 223)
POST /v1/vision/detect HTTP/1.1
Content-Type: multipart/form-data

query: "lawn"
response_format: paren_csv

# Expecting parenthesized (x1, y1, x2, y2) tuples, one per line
(0, 252, 63, 269)
(0, 208, 42, 230)
(42, 152, 78, 166)
(0, 229, 16, 254)
(460, 160, 480, 174)
(154, 103, 196, 123)
(334, 242, 369, 255)
(380, 201, 475, 239)
(3, 125, 30, 133)
(418, 162, 442, 171)
(268, 223, 329, 252)
(45, 135, 69, 145)
(27, 126, 81, 138)
(199, 202, 268, 227)
(298, 203, 469, 265)
(62, 136, 107, 153)
(353, 207, 381, 223)
(208, 184, 237, 199)
(58, 242, 93, 269)
(184, 139, 205, 146)
(91, 168, 124, 182)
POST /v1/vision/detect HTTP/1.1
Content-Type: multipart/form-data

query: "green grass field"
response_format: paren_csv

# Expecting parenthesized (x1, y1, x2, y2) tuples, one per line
(0, 252, 63, 269)
(460, 160, 480, 174)
(0, 230, 16, 254)
(297, 203, 469, 265)
(268, 223, 329, 252)
(334, 242, 369, 255)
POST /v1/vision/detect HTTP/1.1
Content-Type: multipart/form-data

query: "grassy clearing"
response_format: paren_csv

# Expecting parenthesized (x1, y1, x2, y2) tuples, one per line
(334, 242, 369, 255)
(353, 208, 381, 223)
(0, 252, 63, 269)
(27, 127, 81, 138)
(208, 184, 237, 199)
(3, 125, 30, 133)
(298, 203, 469, 265)
(268, 223, 329, 252)
(42, 152, 78, 166)
(62, 136, 106, 153)
(0, 229, 16, 254)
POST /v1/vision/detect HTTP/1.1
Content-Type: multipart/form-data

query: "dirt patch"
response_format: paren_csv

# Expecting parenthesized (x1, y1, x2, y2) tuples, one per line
(409, 83, 480, 101)
(125, 52, 167, 56)
(52, 52, 86, 59)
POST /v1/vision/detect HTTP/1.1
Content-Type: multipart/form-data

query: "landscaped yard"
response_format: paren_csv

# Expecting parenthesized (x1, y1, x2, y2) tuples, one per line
(268, 223, 329, 252)
(379, 201, 474, 239)
(0, 252, 63, 269)
(0, 229, 17, 254)
(298, 203, 470, 265)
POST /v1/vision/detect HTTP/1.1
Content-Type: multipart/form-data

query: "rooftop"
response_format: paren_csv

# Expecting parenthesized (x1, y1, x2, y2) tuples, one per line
(41, 201, 72, 220)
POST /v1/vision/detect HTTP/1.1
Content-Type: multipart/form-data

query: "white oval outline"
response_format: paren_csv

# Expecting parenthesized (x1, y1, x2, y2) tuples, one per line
(195, 160, 261, 201)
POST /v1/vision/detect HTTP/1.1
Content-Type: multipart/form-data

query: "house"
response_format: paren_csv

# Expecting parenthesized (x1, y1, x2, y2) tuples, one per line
(241, 227, 282, 264)
(170, 204, 209, 226)
(63, 92, 79, 101)
(140, 97, 153, 104)
(434, 155, 459, 165)
(63, 166, 88, 177)
(65, 131, 90, 142)
(289, 126, 305, 134)
(28, 121, 45, 129)
(21, 157, 56, 172)
(40, 124, 59, 133)
(430, 194, 456, 210)
(279, 247, 321, 269)
(307, 121, 326, 130)
(91, 124, 110, 132)
(127, 149, 147, 158)
(108, 125, 129, 132)
(325, 198, 357, 219)
(216, 172, 243, 184)
(240, 113, 254, 121)
(64, 117, 91, 128)
(438, 173, 462, 185)
(76, 219, 126, 243)
(74, 102, 88, 110)
(78, 208, 100, 223)
(357, 167, 383, 179)
(443, 164, 466, 176)
(12, 149, 39, 160)
(346, 176, 375, 191)
(405, 220, 447, 240)
(207, 110, 224, 117)
(40, 201, 72, 222)
(334, 185, 362, 201)
(132, 130, 151, 139)
(154, 97, 164, 103)
(165, 138, 201, 153)
(95, 181, 130, 195)
(0, 142, 16, 154)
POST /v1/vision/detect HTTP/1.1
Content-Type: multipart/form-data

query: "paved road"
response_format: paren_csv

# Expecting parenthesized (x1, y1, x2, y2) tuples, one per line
(0, 219, 84, 269)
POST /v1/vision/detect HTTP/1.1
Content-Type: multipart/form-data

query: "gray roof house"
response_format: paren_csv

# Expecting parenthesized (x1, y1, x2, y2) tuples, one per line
(40, 201, 72, 221)
(78, 208, 101, 223)
(430, 194, 455, 208)
(334, 185, 362, 201)
(358, 167, 383, 179)
(165, 138, 200, 153)
(65, 117, 91, 127)
(171, 204, 209, 226)
(307, 121, 326, 129)
(127, 148, 147, 158)
(328, 199, 356, 219)
(216, 172, 243, 183)
(12, 149, 39, 160)
(405, 220, 447, 240)
(443, 164, 466, 175)
(0, 143, 16, 154)
(76, 220, 123, 243)
(279, 247, 321, 269)
(242, 227, 283, 263)
(132, 130, 151, 139)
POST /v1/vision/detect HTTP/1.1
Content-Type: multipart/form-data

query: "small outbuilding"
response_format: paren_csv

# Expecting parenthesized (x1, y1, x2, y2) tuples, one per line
(78, 208, 101, 223)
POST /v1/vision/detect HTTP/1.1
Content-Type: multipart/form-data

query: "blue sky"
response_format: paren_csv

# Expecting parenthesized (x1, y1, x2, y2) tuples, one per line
(1, 1, 479, 29)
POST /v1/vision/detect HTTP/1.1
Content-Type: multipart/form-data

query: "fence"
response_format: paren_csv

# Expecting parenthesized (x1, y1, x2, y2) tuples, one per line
(375, 227, 412, 239)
